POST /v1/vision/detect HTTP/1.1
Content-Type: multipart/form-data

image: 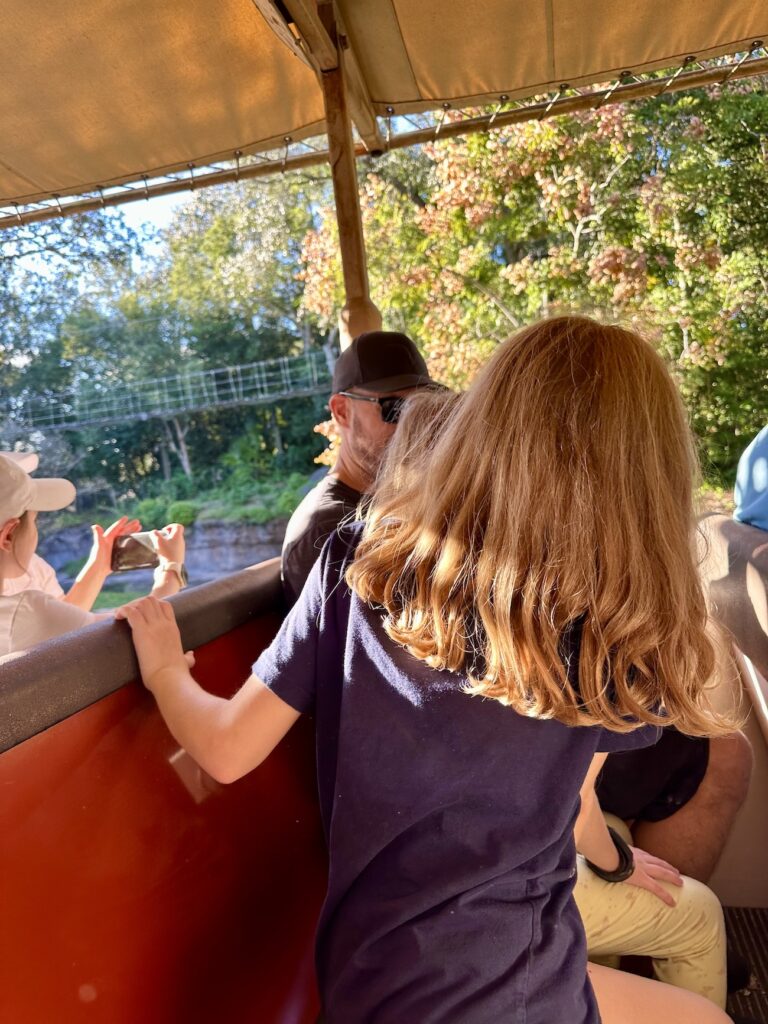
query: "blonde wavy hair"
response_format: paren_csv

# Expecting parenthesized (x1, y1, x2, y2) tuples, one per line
(348, 316, 726, 735)
(373, 387, 461, 496)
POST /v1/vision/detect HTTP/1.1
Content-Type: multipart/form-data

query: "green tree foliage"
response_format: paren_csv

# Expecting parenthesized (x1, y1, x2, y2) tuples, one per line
(159, 174, 332, 361)
(1, 176, 333, 508)
(0, 212, 138, 396)
(302, 86, 768, 480)
(4, 87, 767, 511)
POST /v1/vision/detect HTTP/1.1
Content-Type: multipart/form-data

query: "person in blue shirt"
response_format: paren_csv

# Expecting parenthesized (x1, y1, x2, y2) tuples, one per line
(734, 425, 768, 531)
(118, 316, 732, 1024)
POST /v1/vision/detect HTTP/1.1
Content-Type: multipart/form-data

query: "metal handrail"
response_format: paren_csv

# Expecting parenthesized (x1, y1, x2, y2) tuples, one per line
(2, 350, 331, 432)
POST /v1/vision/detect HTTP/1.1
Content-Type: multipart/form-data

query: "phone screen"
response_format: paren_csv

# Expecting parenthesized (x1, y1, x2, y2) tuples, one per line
(111, 532, 160, 572)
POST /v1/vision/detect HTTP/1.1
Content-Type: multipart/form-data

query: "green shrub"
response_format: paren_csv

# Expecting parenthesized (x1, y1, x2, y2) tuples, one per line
(134, 497, 169, 530)
(166, 500, 199, 527)
(241, 506, 273, 524)
(274, 486, 302, 517)
(93, 589, 146, 610)
(219, 505, 273, 524)
(697, 483, 735, 516)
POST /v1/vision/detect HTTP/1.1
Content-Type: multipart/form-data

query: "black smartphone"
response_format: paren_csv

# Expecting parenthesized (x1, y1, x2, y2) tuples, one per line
(111, 531, 160, 572)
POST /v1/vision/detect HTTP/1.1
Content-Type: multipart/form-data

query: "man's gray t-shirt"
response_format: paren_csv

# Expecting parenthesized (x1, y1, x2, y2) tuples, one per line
(256, 525, 660, 1023)
(281, 473, 362, 604)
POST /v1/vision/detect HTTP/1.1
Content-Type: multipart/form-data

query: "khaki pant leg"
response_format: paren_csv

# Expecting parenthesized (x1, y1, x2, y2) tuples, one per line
(576, 856, 727, 1009)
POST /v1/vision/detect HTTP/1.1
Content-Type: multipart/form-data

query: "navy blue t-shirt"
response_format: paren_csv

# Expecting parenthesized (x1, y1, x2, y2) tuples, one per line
(253, 527, 659, 1024)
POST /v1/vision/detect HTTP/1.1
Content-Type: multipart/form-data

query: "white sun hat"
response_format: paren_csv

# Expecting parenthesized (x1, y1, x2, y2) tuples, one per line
(0, 451, 40, 473)
(0, 454, 75, 525)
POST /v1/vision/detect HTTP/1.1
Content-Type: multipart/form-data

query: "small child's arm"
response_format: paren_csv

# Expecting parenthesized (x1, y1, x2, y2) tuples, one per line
(575, 752, 682, 907)
(574, 753, 619, 868)
(116, 596, 300, 783)
(64, 517, 141, 611)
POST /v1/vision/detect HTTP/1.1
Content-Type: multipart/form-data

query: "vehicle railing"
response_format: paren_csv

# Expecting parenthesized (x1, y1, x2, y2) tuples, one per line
(0, 558, 285, 754)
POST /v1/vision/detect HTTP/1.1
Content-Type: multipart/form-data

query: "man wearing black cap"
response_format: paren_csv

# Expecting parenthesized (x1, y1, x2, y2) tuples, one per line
(281, 331, 434, 604)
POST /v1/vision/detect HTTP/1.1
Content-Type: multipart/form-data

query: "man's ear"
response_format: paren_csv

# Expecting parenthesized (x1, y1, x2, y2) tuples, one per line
(329, 392, 351, 428)
(0, 518, 20, 552)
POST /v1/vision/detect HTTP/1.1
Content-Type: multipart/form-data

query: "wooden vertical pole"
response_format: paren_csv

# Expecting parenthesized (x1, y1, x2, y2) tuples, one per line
(318, 1, 382, 349)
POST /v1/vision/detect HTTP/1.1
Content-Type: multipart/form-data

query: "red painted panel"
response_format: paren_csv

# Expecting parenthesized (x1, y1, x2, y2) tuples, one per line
(0, 615, 326, 1024)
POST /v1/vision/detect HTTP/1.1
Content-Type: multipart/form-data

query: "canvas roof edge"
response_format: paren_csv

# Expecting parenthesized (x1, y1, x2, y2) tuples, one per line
(2, 16, 766, 211)
(364, 34, 768, 116)
(4, 48, 766, 234)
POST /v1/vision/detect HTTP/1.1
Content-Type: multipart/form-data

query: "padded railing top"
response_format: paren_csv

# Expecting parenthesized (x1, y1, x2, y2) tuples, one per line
(699, 514, 768, 682)
(0, 558, 283, 754)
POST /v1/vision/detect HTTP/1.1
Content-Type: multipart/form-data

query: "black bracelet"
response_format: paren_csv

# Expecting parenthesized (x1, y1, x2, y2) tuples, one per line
(585, 826, 635, 882)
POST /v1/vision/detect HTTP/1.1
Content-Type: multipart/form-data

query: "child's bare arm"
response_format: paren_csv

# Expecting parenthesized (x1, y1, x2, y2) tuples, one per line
(574, 753, 617, 866)
(575, 752, 681, 906)
(117, 596, 300, 783)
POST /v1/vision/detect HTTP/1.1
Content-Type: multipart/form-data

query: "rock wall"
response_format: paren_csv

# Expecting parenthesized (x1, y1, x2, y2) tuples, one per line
(183, 519, 286, 579)
(38, 525, 93, 572)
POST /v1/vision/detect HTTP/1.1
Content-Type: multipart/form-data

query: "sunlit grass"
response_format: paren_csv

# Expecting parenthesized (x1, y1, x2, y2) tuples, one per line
(93, 589, 145, 610)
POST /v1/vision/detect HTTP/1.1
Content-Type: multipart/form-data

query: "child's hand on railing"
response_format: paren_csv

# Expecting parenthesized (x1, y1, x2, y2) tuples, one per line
(116, 595, 190, 693)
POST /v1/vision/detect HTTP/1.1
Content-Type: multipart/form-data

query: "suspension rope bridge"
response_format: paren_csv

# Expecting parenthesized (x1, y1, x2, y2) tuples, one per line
(1, 349, 334, 432)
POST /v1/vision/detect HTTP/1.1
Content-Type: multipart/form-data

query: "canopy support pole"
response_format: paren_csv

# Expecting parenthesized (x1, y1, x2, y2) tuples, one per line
(318, 1, 381, 348)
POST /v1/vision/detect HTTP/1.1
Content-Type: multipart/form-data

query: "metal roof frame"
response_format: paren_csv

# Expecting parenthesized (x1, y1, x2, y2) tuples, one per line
(2, 45, 765, 233)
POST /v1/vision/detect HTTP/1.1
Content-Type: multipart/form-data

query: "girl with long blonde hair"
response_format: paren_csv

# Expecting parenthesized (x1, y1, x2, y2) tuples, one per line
(119, 316, 730, 1024)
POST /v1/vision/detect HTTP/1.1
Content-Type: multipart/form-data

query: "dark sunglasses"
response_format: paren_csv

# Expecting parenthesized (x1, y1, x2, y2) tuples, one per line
(338, 391, 405, 424)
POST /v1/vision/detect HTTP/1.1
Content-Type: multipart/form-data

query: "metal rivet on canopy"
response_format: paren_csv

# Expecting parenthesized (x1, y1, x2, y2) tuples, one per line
(234, 150, 243, 182)
(434, 102, 451, 137)
(488, 94, 510, 127)
(540, 85, 569, 118)
(594, 71, 633, 110)
(656, 55, 697, 97)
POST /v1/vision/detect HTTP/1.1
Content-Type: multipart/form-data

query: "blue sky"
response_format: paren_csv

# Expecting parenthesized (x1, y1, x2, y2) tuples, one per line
(121, 191, 185, 236)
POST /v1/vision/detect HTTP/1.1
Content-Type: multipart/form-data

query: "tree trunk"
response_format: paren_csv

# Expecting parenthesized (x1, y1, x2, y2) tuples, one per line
(301, 320, 312, 354)
(268, 407, 285, 455)
(161, 417, 193, 478)
(323, 327, 339, 376)
(158, 441, 172, 481)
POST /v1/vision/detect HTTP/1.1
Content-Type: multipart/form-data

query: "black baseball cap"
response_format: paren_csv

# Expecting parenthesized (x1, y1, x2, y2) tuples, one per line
(332, 331, 433, 394)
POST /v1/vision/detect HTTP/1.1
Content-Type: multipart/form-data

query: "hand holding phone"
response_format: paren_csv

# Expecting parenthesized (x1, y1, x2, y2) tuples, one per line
(111, 531, 160, 573)
(154, 523, 185, 565)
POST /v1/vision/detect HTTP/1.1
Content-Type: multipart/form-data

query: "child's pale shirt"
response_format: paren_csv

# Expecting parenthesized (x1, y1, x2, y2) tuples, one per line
(1, 554, 64, 599)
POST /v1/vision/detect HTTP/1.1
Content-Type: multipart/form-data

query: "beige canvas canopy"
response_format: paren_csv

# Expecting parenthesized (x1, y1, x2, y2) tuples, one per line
(2, 0, 767, 338)
(1, 0, 766, 208)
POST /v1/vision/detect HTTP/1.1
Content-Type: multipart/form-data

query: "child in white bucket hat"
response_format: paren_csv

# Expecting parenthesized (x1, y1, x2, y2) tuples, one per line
(0, 454, 186, 659)
(0, 449, 142, 608)
(0, 451, 74, 600)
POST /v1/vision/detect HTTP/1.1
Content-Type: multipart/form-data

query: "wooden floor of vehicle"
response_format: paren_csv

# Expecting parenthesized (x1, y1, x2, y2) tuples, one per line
(726, 908, 768, 1022)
